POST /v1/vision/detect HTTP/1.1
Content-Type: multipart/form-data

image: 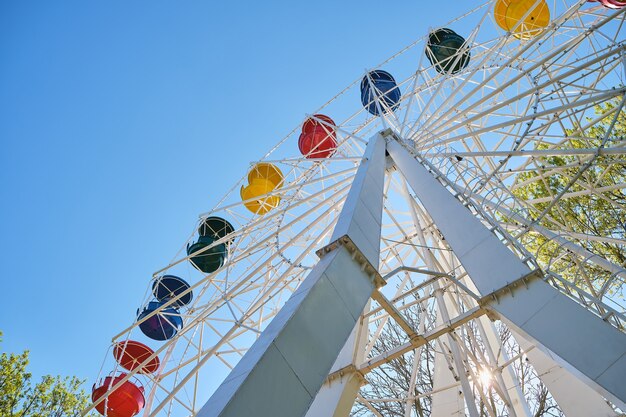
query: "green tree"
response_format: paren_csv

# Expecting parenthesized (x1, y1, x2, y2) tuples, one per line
(0, 332, 97, 417)
(512, 97, 626, 297)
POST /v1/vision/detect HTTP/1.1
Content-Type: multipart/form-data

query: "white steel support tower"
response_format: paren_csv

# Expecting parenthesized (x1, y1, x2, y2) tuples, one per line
(87, 2, 626, 417)
(198, 131, 626, 417)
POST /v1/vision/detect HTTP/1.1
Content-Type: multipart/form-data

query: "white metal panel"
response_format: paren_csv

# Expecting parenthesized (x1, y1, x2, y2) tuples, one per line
(331, 133, 387, 269)
(514, 330, 618, 417)
(197, 134, 386, 417)
(305, 317, 369, 417)
(387, 138, 626, 409)
(495, 280, 626, 410)
(431, 306, 466, 417)
(387, 140, 529, 296)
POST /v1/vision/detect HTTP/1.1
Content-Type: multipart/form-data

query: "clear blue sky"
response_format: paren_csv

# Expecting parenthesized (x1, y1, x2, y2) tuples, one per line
(0, 0, 474, 391)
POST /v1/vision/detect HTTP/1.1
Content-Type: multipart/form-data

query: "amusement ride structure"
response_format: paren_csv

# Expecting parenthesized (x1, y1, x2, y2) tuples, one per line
(86, 0, 626, 416)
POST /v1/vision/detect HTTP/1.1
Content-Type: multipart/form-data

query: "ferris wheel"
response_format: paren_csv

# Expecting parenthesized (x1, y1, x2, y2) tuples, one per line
(87, 0, 626, 416)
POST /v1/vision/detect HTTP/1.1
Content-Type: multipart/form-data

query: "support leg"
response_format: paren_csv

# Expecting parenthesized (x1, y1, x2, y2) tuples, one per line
(513, 331, 618, 416)
(304, 314, 369, 417)
(387, 138, 626, 409)
(197, 133, 387, 417)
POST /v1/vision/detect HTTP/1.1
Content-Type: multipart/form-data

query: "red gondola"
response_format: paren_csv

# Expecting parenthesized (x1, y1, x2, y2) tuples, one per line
(92, 373, 145, 417)
(113, 340, 160, 374)
(588, 0, 625, 7)
(302, 114, 335, 134)
(298, 114, 337, 159)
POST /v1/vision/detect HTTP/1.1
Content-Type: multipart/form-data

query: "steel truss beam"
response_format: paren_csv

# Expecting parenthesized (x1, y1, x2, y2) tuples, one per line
(387, 138, 626, 409)
(514, 330, 618, 417)
(303, 314, 369, 417)
(197, 132, 388, 417)
(198, 132, 625, 417)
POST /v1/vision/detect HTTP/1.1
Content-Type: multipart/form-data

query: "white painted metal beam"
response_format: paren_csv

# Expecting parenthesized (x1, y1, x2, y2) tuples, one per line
(387, 138, 626, 409)
(304, 314, 369, 417)
(431, 305, 467, 417)
(477, 317, 531, 417)
(423, 146, 626, 158)
(196, 133, 387, 417)
(513, 330, 618, 417)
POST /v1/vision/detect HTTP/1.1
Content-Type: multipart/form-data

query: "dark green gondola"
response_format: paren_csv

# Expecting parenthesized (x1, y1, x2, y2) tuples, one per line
(187, 216, 234, 273)
(426, 28, 471, 74)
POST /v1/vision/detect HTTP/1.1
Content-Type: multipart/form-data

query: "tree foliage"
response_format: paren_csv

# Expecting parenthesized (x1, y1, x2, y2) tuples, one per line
(0, 332, 97, 417)
(512, 98, 626, 296)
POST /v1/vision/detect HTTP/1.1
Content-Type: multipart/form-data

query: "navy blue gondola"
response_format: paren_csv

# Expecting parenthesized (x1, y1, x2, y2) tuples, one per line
(426, 28, 471, 74)
(360, 70, 401, 116)
(152, 275, 193, 307)
(137, 301, 183, 341)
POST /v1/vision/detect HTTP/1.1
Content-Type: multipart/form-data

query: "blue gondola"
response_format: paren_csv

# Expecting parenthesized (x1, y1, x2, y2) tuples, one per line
(137, 301, 183, 341)
(360, 70, 401, 115)
(152, 275, 193, 307)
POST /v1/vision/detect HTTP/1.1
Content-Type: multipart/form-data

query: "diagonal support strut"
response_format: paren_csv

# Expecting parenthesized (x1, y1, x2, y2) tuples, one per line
(387, 138, 626, 409)
(197, 132, 389, 417)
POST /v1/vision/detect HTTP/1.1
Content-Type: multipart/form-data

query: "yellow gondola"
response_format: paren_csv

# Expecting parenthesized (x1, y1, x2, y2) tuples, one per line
(494, 0, 550, 40)
(247, 162, 283, 188)
(241, 163, 283, 214)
